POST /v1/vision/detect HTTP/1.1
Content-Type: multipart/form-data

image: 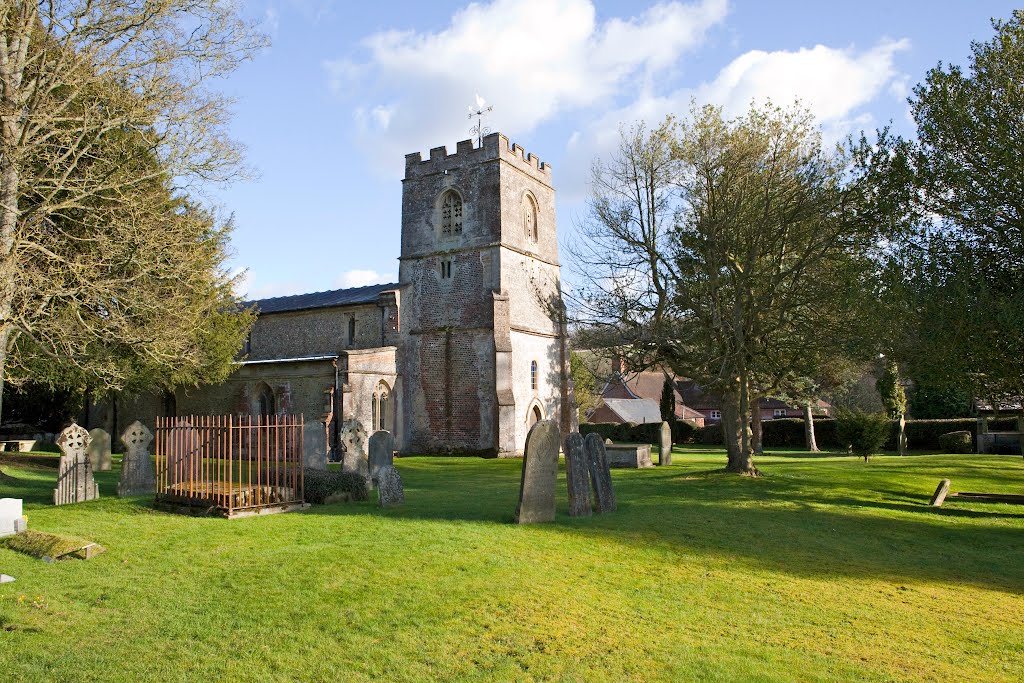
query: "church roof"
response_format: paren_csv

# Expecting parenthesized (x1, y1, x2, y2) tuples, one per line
(247, 282, 399, 315)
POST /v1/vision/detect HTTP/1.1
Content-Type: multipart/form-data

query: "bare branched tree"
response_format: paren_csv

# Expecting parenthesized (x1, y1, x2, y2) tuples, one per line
(0, 1, 266, 417)
(572, 103, 879, 475)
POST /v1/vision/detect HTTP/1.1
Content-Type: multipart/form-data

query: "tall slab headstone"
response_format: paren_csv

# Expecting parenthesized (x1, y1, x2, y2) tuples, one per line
(118, 421, 156, 497)
(54, 423, 99, 505)
(659, 421, 673, 467)
(88, 428, 112, 471)
(340, 419, 370, 486)
(564, 432, 592, 517)
(377, 465, 405, 507)
(584, 432, 616, 513)
(515, 420, 559, 524)
(368, 430, 395, 482)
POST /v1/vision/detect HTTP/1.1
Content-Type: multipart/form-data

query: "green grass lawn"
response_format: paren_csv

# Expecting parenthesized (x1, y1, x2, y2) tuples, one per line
(1, 448, 1022, 682)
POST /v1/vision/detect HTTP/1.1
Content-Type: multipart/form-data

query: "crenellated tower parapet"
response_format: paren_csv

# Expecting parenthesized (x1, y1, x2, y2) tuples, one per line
(404, 133, 552, 186)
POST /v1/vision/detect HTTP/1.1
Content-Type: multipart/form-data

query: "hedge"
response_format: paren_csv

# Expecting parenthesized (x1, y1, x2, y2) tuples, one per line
(579, 420, 699, 445)
(686, 416, 1021, 451)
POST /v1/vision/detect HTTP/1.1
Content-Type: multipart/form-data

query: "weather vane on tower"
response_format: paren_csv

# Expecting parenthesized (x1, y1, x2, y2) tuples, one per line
(468, 94, 493, 148)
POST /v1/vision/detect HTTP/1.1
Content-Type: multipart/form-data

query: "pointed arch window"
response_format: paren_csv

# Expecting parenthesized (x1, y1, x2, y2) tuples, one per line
(531, 360, 538, 391)
(524, 194, 538, 242)
(256, 383, 275, 419)
(372, 380, 391, 432)
(441, 191, 463, 237)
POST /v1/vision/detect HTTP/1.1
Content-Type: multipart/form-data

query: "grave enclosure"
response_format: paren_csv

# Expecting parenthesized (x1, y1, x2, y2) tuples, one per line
(153, 415, 307, 518)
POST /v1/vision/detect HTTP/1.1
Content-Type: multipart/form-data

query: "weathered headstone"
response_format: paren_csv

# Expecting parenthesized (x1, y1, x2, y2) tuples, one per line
(88, 428, 112, 471)
(376, 465, 405, 507)
(659, 421, 673, 466)
(585, 432, 616, 513)
(340, 419, 369, 485)
(368, 430, 395, 481)
(515, 420, 559, 524)
(564, 432, 591, 517)
(0, 498, 27, 537)
(54, 423, 100, 506)
(118, 421, 156, 497)
(930, 479, 951, 507)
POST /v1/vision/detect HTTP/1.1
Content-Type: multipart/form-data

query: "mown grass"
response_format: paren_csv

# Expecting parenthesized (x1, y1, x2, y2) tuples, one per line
(1, 447, 1022, 682)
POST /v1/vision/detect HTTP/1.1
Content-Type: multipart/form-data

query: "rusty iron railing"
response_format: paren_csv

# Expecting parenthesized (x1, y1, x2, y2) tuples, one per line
(154, 414, 305, 518)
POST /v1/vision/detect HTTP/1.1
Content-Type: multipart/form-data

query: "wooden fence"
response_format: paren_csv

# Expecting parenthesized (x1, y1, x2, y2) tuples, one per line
(154, 415, 306, 518)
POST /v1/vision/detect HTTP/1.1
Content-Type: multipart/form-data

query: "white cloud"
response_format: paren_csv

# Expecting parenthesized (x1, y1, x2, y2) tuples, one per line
(336, 269, 396, 288)
(326, 0, 728, 171)
(695, 39, 910, 121)
(559, 38, 911, 198)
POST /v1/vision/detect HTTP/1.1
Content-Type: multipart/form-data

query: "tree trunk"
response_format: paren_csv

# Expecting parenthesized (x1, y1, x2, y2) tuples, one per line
(723, 387, 759, 475)
(804, 401, 819, 452)
(751, 404, 763, 455)
(897, 413, 905, 456)
(720, 397, 742, 465)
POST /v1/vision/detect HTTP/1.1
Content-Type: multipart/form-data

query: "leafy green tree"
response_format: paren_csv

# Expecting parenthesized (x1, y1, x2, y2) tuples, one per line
(573, 104, 881, 475)
(876, 359, 907, 454)
(869, 12, 1024, 406)
(569, 351, 598, 423)
(0, 1, 264, 417)
(659, 375, 676, 424)
(835, 409, 891, 462)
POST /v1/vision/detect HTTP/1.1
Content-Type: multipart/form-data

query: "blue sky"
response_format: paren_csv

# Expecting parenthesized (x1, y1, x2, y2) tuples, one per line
(217, 0, 1019, 300)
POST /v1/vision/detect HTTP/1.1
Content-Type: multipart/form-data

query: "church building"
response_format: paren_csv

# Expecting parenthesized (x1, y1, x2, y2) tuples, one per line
(109, 133, 575, 461)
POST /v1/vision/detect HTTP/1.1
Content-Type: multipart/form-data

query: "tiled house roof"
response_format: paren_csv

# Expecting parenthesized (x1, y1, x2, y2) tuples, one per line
(246, 282, 399, 315)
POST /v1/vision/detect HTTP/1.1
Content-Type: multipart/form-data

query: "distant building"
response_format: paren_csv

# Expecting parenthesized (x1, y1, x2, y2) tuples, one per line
(583, 354, 828, 427)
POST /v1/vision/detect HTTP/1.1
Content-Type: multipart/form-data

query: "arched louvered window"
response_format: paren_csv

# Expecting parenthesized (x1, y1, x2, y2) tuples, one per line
(441, 191, 463, 237)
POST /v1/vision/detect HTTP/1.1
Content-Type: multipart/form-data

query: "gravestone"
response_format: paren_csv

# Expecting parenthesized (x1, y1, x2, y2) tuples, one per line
(88, 428, 112, 471)
(118, 421, 156, 497)
(605, 443, 653, 468)
(584, 432, 616, 513)
(930, 479, 951, 507)
(564, 432, 591, 517)
(54, 423, 100, 506)
(659, 421, 673, 466)
(0, 498, 27, 537)
(376, 465, 405, 507)
(368, 430, 395, 481)
(340, 419, 369, 485)
(515, 420, 559, 524)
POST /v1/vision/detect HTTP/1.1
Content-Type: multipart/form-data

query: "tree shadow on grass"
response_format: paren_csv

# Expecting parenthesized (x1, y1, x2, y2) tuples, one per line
(303, 457, 1024, 593)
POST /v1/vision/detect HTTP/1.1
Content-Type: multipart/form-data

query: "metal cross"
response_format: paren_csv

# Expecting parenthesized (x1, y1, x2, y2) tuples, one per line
(467, 94, 493, 147)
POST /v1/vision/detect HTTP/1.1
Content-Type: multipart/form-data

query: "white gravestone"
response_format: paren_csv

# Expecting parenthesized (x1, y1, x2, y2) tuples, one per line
(0, 498, 27, 537)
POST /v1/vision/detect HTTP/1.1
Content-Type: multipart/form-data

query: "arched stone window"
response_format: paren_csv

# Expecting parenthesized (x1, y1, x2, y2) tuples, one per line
(531, 360, 538, 391)
(256, 383, 275, 419)
(440, 190, 463, 237)
(372, 380, 391, 432)
(523, 193, 538, 242)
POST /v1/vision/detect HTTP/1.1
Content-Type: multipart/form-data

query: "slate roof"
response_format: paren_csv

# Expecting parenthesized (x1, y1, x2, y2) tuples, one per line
(600, 398, 663, 424)
(246, 282, 400, 315)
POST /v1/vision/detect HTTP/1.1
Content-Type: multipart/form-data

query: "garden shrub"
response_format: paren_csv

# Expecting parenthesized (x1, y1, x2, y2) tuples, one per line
(937, 430, 974, 454)
(303, 468, 368, 504)
(835, 409, 891, 461)
(579, 421, 697, 444)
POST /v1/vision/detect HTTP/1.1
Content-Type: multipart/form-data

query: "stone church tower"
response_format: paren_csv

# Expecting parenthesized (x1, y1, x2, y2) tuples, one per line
(398, 133, 575, 456)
